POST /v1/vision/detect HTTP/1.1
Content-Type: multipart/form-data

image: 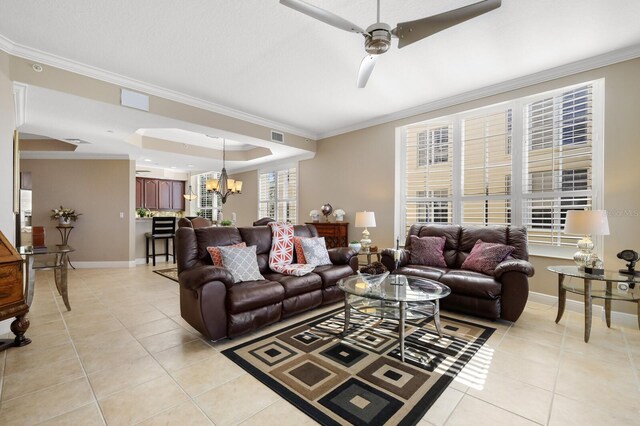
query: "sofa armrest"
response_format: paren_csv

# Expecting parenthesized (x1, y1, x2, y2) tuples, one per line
(179, 265, 235, 291)
(380, 248, 410, 272)
(328, 247, 358, 265)
(494, 259, 535, 279)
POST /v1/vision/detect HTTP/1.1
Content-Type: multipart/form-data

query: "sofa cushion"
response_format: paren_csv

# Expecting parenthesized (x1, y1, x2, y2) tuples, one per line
(194, 226, 244, 263)
(313, 264, 354, 288)
(300, 237, 332, 266)
(293, 237, 308, 264)
(227, 280, 285, 314)
(263, 272, 322, 297)
(409, 235, 447, 267)
(439, 270, 502, 299)
(218, 246, 265, 283)
(407, 224, 461, 268)
(396, 265, 447, 281)
(207, 242, 246, 267)
(461, 240, 514, 276)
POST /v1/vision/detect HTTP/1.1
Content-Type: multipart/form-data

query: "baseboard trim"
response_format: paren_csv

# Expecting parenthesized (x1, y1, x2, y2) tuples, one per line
(72, 261, 136, 269)
(528, 291, 638, 329)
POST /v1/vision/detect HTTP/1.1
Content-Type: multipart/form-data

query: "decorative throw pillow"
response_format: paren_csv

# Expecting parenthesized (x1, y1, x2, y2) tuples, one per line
(218, 245, 265, 283)
(461, 240, 515, 276)
(206, 242, 246, 266)
(409, 235, 447, 267)
(293, 237, 307, 264)
(299, 237, 332, 266)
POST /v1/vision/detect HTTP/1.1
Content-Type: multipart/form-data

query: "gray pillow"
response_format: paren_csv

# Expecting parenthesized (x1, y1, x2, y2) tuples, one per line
(300, 237, 332, 266)
(218, 245, 265, 283)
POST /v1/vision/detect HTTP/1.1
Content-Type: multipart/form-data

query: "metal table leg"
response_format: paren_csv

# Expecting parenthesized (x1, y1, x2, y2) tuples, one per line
(555, 273, 566, 324)
(399, 301, 406, 362)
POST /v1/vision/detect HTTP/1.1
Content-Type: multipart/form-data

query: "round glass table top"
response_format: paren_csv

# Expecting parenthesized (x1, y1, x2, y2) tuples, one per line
(547, 265, 640, 283)
(338, 273, 451, 303)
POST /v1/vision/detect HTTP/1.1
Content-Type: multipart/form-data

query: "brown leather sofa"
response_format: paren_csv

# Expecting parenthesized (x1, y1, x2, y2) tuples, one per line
(381, 224, 534, 322)
(176, 224, 358, 341)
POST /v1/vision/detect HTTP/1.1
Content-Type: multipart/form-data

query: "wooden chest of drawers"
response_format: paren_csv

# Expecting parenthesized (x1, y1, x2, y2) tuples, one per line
(0, 230, 30, 350)
(306, 222, 349, 249)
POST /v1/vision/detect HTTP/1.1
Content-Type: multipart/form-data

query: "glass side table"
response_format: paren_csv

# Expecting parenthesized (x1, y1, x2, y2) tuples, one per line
(19, 245, 75, 311)
(547, 265, 640, 342)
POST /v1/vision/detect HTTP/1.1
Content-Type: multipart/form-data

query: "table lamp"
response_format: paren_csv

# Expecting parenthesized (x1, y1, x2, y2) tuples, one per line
(564, 209, 609, 269)
(355, 211, 376, 253)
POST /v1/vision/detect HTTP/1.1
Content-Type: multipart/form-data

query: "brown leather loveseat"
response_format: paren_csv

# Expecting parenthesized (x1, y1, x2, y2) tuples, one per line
(381, 224, 534, 322)
(176, 224, 358, 341)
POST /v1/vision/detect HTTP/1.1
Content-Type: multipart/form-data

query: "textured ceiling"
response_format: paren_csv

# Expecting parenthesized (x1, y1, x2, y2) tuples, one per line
(2, 0, 640, 138)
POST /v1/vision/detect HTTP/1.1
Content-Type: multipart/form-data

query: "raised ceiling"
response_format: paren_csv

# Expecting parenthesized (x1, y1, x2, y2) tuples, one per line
(2, 0, 640, 168)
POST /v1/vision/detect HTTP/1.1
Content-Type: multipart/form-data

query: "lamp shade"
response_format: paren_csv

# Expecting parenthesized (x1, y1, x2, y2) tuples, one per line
(355, 211, 376, 228)
(564, 210, 610, 235)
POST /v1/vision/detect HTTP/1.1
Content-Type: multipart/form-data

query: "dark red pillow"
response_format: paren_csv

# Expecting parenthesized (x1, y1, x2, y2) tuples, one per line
(409, 235, 447, 267)
(461, 240, 515, 276)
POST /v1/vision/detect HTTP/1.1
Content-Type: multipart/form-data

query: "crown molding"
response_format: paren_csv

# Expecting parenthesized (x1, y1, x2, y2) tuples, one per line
(0, 34, 318, 140)
(318, 44, 640, 139)
(20, 152, 130, 160)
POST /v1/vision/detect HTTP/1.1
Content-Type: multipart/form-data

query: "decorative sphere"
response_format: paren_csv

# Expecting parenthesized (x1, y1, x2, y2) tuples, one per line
(321, 203, 333, 217)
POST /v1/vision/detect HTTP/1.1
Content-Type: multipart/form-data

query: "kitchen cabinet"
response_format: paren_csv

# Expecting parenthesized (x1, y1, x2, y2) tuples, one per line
(136, 178, 186, 211)
(143, 179, 159, 210)
(171, 181, 185, 211)
(158, 180, 172, 210)
(135, 178, 144, 209)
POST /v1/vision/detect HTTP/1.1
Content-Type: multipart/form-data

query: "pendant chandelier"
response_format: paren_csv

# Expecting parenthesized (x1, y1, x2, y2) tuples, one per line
(206, 138, 242, 204)
(183, 171, 197, 201)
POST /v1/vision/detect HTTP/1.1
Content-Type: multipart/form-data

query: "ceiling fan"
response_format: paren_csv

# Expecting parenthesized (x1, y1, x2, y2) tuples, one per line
(280, 0, 502, 88)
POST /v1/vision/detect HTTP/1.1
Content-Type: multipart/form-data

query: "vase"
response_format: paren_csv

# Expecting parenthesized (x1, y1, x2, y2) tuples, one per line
(59, 217, 71, 226)
(335, 215, 344, 222)
(311, 214, 320, 223)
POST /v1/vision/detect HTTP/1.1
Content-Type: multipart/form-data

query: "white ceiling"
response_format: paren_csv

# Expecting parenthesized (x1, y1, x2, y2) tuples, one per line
(2, 0, 640, 168)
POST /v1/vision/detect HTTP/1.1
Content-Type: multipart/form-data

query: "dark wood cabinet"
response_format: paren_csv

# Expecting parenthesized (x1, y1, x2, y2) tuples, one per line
(136, 178, 186, 211)
(306, 222, 349, 248)
(135, 178, 144, 209)
(171, 181, 185, 211)
(143, 179, 159, 210)
(0, 230, 30, 351)
(158, 180, 172, 210)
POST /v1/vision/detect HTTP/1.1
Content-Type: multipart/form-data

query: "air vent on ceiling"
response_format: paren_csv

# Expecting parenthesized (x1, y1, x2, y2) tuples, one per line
(271, 130, 284, 144)
(64, 138, 91, 145)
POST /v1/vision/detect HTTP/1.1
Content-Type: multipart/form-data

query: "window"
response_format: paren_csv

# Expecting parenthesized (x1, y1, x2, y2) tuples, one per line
(399, 81, 602, 252)
(196, 172, 220, 220)
(259, 166, 297, 223)
(417, 127, 449, 166)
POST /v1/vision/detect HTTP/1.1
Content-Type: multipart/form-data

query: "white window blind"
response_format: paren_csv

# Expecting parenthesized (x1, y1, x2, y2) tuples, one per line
(461, 109, 513, 226)
(259, 166, 297, 224)
(398, 81, 601, 252)
(404, 122, 453, 234)
(196, 172, 220, 220)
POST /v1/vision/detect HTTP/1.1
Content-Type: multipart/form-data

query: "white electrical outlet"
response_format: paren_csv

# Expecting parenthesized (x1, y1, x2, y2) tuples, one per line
(119, 212, 124, 219)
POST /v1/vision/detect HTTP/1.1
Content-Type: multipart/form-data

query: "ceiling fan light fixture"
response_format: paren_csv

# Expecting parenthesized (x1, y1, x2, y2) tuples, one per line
(364, 23, 391, 55)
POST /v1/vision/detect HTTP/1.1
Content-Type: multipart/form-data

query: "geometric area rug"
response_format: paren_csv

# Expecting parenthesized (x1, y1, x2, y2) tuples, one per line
(153, 267, 178, 283)
(222, 307, 495, 425)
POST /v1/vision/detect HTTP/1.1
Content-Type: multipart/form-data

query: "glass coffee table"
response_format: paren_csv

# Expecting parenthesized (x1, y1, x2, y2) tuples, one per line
(337, 273, 451, 362)
(548, 265, 640, 342)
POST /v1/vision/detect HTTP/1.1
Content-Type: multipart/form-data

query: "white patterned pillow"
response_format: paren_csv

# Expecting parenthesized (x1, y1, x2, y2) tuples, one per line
(299, 237, 332, 266)
(218, 245, 265, 283)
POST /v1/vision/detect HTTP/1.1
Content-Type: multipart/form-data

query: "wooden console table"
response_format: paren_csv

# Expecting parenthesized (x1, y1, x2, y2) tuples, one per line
(306, 222, 348, 248)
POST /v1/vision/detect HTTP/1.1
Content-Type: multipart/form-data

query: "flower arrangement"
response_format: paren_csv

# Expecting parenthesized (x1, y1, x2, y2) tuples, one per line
(309, 209, 320, 217)
(332, 209, 345, 217)
(50, 206, 82, 222)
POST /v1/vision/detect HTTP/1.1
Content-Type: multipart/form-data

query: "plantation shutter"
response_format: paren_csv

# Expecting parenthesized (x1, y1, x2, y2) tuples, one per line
(522, 84, 593, 247)
(461, 109, 513, 226)
(404, 122, 453, 234)
(259, 166, 297, 223)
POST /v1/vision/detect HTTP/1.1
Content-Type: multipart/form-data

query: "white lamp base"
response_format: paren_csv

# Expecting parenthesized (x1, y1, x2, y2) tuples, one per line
(573, 234, 594, 268)
(360, 228, 371, 253)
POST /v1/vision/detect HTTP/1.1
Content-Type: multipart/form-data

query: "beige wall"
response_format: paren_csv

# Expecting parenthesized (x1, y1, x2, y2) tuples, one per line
(0, 51, 15, 243)
(20, 159, 135, 262)
(224, 170, 258, 227)
(298, 58, 640, 315)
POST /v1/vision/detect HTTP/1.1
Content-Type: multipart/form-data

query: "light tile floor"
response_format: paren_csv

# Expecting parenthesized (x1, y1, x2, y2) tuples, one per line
(0, 265, 639, 425)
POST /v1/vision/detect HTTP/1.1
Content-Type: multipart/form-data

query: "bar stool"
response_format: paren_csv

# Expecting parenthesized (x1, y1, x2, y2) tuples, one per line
(145, 217, 176, 266)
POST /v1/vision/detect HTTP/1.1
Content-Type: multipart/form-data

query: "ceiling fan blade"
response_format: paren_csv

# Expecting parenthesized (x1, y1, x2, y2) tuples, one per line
(357, 55, 378, 88)
(393, 0, 501, 49)
(280, 0, 365, 34)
